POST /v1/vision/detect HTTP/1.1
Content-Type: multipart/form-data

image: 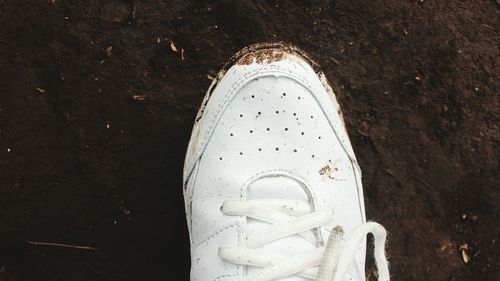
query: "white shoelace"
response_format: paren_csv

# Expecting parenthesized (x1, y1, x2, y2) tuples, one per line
(218, 199, 390, 281)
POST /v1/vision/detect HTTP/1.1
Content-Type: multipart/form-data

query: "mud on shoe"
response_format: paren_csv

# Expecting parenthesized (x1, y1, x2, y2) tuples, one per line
(183, 42, 390, 281)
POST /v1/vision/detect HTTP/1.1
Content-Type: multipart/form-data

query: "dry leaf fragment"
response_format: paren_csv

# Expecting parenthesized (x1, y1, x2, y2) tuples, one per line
(132, 94, 146, 101)
(156, 37, 161, 44)
(131, 5, 137, 21)
(460, 243, 470, 264)
(170, 41, 178, 52)
(461, 249, 470, 263)
(36, 88, 46, 93)
(105, 46, 113, 56)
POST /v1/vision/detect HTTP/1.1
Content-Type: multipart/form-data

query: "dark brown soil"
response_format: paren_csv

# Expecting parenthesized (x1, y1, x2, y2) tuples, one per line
(1, 1, 499, 280)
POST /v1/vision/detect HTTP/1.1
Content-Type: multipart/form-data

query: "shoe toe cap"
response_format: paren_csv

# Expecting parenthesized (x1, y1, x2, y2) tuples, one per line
(184, 43, 356, 183)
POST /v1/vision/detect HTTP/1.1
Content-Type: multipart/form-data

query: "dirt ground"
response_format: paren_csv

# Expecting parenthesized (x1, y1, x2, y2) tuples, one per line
(0, 0, 499, 280)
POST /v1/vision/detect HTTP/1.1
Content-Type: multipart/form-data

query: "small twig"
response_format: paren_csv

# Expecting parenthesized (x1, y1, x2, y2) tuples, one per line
(330, 57, 341, 65)
(25, 240, 98, 251)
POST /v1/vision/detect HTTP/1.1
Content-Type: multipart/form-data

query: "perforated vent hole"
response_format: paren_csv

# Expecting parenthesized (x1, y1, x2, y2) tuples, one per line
(212, 78, 336, 169)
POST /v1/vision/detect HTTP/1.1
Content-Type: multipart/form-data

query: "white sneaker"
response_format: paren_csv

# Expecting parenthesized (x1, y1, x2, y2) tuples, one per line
(183, 42, 390, 281)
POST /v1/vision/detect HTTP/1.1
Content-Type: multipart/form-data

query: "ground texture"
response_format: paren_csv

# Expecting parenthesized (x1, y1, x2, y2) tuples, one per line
(0, 0, 499, 280)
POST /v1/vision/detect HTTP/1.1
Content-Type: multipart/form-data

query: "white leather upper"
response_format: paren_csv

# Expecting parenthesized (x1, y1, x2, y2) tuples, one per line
(183, 46, 366, 281)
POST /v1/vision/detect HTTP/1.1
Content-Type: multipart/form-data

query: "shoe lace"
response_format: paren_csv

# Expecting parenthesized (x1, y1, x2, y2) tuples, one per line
(218, 199, 390, 281)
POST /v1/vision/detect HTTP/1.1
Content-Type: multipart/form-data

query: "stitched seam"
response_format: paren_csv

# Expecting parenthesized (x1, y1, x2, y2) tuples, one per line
(193, 223, 239, 249)
(238, 169, 318, 207)
(185, 161, 200, 241)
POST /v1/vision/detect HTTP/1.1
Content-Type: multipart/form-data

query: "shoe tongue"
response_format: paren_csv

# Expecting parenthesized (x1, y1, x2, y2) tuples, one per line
(247, 176, 314, 281)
